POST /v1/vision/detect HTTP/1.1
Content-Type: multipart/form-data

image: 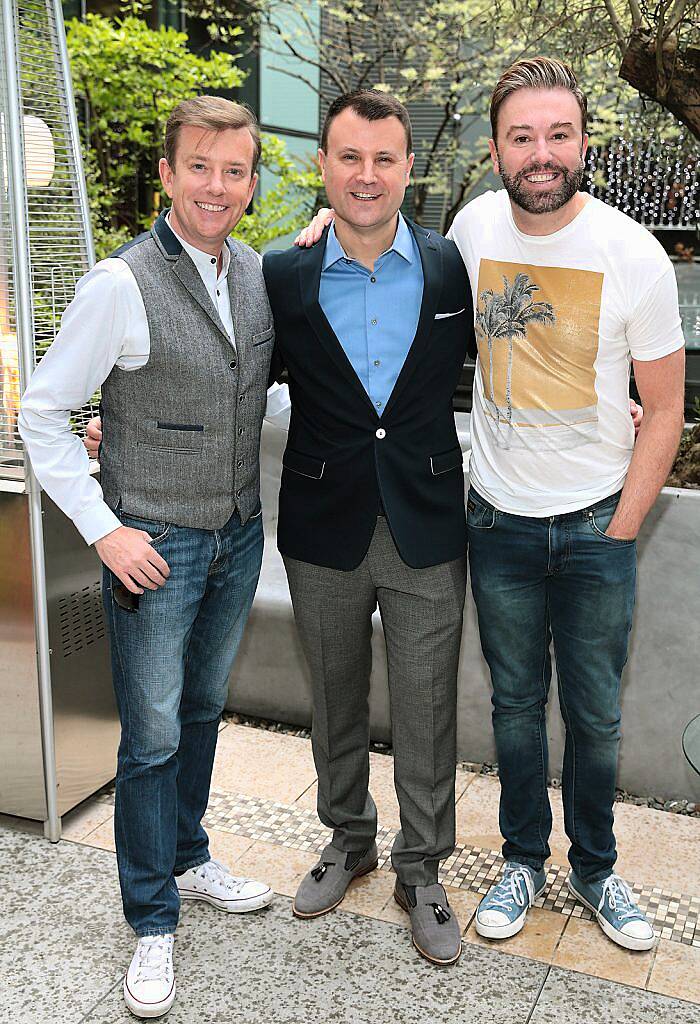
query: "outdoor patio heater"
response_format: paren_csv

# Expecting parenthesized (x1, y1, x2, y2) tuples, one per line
(0, 0, 118, 838)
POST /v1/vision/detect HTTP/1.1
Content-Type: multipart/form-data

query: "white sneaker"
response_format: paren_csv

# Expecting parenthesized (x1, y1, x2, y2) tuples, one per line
(123, 934, 175, 1019)
(176, 858, 273, 913)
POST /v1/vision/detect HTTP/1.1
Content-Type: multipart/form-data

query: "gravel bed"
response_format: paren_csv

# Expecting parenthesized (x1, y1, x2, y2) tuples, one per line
(224, 711, 699, 817)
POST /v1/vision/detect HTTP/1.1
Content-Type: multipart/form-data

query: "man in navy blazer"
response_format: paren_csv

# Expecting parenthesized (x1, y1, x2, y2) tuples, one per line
(263, 90, 475, 966)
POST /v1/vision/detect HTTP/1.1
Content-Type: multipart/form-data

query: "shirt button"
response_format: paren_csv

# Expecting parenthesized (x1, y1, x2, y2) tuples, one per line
(376, 428, 386, 439)
(210, 257, 216, 265)
(229, 360, 237, 369)
(371, 318, 377, 326)
(216, 289, 220, 296)
(375, 400, 382, 408)
(370, 276, 376, 283)
(374, 359, 381, 367)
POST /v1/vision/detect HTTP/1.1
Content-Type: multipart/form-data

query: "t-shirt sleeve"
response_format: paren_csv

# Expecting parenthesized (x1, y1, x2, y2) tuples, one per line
(627, 263, 685, 361)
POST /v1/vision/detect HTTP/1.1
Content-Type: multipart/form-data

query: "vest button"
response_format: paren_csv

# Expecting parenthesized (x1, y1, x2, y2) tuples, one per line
(376, 428, 386, 439)
(238, 427, 244, 436)
(237, 459, 244, 468)
(229, 360, 237, 369)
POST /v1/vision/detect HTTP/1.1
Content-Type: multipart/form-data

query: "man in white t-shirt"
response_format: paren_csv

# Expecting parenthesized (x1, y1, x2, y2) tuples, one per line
(447, 56, 685, 950)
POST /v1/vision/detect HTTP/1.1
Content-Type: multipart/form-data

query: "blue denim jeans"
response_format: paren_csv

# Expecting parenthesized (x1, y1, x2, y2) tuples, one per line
(102, 507, 263, 936)
(467, 486, 636, 883)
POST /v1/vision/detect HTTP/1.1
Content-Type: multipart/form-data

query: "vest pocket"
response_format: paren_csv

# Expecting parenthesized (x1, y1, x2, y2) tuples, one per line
(283, 447, 325, 479)
(137, 418, 205, 453)
(252, 325, 274, 345)
(430, 446, 463, 476)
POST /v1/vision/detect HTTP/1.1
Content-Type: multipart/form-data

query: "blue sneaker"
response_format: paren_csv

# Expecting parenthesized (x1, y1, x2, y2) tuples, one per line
(475, 862, 547, 939)
(568, 871, 655, 950)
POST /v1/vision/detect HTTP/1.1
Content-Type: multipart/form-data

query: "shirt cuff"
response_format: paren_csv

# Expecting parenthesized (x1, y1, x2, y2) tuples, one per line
(73, 503, 122, 547)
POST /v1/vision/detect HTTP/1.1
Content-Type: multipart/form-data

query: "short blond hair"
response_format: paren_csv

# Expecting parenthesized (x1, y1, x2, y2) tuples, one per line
(490, 57, 587, 140)
(164, 95, 261, 174)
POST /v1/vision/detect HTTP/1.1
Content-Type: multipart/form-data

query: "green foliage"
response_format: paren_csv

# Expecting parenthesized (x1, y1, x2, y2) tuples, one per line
(67, 10, 320, 257)
(235, 134, 320, 250)
(188, 0, 698, 231)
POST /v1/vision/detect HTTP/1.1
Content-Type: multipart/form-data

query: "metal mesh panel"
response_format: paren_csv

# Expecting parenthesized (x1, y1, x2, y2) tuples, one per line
(0, 3, 20, 474)
(0, 0, 96, 482)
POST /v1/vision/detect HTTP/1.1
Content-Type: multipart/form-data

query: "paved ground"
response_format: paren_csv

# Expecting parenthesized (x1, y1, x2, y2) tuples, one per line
(2, 722, 699, 1024)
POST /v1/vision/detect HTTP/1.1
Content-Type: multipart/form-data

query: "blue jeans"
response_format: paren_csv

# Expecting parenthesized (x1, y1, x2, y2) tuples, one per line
(467, 487, 636, 883)
(102, 507, 263, 936)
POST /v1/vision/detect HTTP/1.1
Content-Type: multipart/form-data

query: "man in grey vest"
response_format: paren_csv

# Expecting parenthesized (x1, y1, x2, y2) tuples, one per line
(19, 96, 279, 1020)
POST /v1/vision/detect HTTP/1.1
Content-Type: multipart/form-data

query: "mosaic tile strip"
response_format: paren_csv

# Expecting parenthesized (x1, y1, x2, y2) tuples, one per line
(204, 788, 700, 948)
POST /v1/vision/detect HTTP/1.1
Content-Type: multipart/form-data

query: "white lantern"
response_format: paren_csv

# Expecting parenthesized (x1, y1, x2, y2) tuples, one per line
(23, 113, 55, 187)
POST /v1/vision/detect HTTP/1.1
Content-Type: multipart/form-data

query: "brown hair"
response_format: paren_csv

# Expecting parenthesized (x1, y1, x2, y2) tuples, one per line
(321, 90, 413, 155)
(164, 96, 261, 174)
(490, 57, 587, 139)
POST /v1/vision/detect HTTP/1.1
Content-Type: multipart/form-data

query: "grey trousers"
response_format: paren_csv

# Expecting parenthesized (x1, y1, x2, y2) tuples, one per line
(283, 517, 467, 886)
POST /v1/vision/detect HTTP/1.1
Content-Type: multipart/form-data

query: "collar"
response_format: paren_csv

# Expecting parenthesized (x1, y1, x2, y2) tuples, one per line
(322, 213, 415, 271)
(165, 210, 230, 278)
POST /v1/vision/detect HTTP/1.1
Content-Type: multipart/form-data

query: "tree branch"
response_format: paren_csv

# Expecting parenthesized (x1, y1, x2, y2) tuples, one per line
(663, 0, 691, 40)
(602, 0, 628, 53)
(626, 0, 644, 30)
(263, 64, 323, 93)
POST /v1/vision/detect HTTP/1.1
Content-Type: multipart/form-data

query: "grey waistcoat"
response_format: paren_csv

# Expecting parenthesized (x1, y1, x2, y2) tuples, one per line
(99, 211, 274, 530)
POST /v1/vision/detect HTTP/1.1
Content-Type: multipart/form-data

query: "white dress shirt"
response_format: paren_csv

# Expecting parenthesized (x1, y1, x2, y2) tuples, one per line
(18, 216, 289, 545)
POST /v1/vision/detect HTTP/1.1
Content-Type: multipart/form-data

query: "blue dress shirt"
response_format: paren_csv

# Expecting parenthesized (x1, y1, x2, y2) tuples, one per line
(319, 214, 424, 413)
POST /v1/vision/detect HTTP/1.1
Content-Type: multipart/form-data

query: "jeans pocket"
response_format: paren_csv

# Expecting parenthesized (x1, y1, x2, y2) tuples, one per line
(467, 489, 496, 530)
(588, 506, 635, 546)
(119, 512, 171, 546)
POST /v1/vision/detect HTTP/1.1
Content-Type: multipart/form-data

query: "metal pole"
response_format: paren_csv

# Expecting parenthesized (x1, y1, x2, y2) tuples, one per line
(1, 0, 61, 842)
(49, 0, 95, 267)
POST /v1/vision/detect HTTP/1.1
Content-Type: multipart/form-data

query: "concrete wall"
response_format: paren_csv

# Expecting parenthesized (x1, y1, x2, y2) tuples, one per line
(228, 417, 700, 802)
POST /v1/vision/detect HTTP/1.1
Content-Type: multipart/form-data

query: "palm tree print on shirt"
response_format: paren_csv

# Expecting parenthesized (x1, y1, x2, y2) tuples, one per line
(476, 273, 556, 429)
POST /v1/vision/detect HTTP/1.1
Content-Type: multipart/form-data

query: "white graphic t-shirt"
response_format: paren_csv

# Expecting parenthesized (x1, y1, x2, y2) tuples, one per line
(448, 190, 684, 516)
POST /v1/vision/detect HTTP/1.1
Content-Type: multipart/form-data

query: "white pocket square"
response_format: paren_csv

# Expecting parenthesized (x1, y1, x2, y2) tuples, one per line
(434, 308, 466, 319)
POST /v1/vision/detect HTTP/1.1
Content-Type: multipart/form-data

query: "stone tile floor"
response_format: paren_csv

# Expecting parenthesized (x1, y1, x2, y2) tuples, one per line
(1, 721, 699, 1024)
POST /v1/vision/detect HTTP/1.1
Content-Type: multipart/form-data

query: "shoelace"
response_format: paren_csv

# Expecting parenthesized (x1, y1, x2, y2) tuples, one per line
(599, 875, 640, 921)
(487, 867, 536, 912)
(135, 936, 173, 984)
(195, 859, 255, 894)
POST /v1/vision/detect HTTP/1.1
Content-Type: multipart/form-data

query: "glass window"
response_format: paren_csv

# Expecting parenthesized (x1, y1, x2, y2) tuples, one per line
(675, 261, 700, 351)
(259, 3, 319, 136)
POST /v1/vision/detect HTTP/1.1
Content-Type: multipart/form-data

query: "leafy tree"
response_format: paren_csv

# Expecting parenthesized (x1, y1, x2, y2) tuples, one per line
(501, 0, 699, 138)
(66, 11, 319, 257)
(189, 0, 698, 232)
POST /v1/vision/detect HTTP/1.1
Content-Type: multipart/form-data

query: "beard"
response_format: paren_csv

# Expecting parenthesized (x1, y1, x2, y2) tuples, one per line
(498, 156, 585, 215)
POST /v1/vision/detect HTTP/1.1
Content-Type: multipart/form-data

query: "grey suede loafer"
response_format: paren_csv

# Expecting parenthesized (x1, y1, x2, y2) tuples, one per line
(394, 880, 462, 965)
(292, 842, 379, 918)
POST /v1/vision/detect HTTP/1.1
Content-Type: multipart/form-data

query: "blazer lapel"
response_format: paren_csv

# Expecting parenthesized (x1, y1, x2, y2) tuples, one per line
(382, 222, 441, 418)
(299, 230, 378, 414)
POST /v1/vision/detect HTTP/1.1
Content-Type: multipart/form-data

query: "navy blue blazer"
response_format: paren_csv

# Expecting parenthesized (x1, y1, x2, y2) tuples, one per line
(263, 221, 475, 570)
